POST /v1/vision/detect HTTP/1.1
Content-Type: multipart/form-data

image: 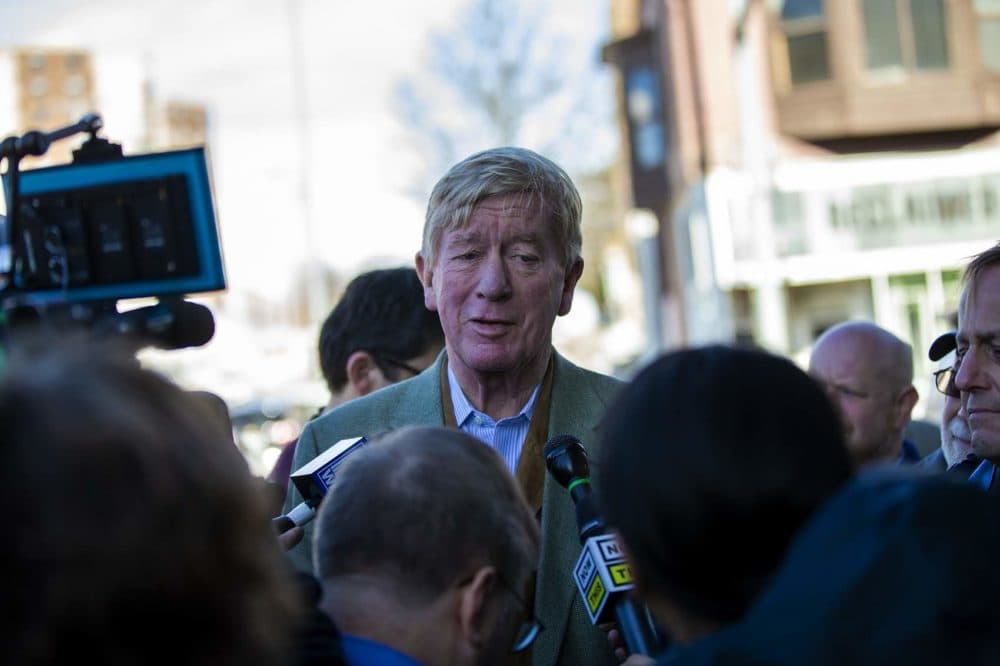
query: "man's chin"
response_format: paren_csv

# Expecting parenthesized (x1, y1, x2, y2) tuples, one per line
(971, 434, 1000, 463)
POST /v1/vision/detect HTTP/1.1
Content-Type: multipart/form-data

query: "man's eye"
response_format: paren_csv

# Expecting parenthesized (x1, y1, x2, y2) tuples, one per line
(514, 254, 539, 264)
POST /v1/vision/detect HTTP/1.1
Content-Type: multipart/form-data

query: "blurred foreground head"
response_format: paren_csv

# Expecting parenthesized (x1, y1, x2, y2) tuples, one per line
(314, 425, 541, 666)
(0, 338, 299, 665)
(599, 346, 853, 644)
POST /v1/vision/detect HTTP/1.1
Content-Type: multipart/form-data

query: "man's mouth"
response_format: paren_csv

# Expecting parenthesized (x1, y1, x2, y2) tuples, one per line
(966, 408, 1000, 427)
(468, 318, 514, 334)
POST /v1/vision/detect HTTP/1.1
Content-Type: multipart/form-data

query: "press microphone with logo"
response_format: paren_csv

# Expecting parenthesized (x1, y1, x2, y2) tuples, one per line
(272, 436, 367, 533)
(544, 434, 661, 657)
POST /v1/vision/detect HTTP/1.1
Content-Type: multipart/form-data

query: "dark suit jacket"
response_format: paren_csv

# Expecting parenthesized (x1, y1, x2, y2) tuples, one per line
(283, 350, 621, 666)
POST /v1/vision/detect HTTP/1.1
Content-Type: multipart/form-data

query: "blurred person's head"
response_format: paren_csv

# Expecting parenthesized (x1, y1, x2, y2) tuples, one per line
(319, 267, 444, 411)
(599, 346, 852, 644)
(314, 425, 540, 666)
(0, 338, 299, 665)
(955, 242, 1000, 463)
(414, 148, 584, 404)
(928, 331, 972, 467)
(809, 321, 918, 466)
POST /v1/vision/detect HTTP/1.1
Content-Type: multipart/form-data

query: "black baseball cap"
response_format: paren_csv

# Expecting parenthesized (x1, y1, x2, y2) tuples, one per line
(929, 331, 957, 361)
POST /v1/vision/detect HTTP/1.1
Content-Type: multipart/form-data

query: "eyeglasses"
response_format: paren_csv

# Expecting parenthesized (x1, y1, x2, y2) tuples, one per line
(456, 572, 544, 653)
(371, 353, 424, 379)
(495, 574, 544, 654)
(933, 367, 960, 399)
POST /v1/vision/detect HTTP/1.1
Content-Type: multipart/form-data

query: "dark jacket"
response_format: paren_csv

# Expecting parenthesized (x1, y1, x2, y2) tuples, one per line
(661, 471, 1000, 665)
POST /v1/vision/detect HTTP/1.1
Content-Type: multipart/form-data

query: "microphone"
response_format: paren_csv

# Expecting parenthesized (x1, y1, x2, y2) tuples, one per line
(272, 435, 367, 533)
(544, 434, 661, 657)
(109, 300, 215, 350)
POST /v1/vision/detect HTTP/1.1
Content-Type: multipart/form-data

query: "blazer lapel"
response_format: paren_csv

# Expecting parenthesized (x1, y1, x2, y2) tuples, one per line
(532, 352, 608, 665)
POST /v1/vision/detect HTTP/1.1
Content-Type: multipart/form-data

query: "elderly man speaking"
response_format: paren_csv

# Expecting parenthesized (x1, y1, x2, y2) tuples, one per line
(283, 147, 622, 665)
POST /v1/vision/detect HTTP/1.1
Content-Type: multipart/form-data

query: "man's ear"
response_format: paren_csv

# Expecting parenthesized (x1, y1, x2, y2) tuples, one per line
(415, 253, 438, 312)
(557, 257, 584, 317)
(894, 385, 919, 430)
(456, 566, 497, 649)
(344, 350, 384, 397)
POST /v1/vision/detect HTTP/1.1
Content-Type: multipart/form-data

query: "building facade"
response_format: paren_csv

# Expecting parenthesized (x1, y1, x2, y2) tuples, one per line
(604, 0, 1000, 415)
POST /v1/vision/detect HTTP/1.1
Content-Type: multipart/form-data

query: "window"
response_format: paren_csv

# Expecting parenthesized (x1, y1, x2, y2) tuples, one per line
(781, 0, 830, 85)
(28, 75, 48, 97)
(974, 0, 1000, 71)
(26, 53, 47, 71)
(65, 74, 86, 97)
(861, 0, 949, 73)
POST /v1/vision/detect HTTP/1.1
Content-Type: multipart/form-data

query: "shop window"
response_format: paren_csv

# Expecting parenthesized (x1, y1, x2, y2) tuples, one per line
(974, 0, 1000, 71)
(781, 0, 830, 85)
(861, 0, 949, 73)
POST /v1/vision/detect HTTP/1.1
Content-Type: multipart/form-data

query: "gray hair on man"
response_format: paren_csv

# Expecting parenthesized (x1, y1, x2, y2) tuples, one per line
(420, 146, 583, 268)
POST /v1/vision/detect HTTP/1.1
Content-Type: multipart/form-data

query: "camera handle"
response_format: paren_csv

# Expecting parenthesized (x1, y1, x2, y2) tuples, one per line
(2, 114, 107, 294)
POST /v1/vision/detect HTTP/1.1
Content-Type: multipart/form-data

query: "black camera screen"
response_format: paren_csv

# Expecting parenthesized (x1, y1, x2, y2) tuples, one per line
(5, 147, 225, 305)
(15, 176, 200, 292)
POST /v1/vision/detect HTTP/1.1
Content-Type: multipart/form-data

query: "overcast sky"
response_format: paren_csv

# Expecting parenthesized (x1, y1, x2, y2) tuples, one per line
(0, 0, 615, 300)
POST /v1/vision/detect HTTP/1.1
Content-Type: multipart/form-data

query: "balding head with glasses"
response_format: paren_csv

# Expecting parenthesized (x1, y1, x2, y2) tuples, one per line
(313, 425, 541, 666)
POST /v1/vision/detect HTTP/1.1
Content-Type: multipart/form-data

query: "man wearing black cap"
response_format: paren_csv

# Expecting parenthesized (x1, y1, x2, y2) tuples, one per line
(921, 331, 975, 475)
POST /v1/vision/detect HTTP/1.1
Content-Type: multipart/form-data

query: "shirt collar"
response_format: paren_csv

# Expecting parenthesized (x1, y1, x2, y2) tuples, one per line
(446, 361, 541, 426)
(340, 634, 423, 666)
(969, 458, 996, 492)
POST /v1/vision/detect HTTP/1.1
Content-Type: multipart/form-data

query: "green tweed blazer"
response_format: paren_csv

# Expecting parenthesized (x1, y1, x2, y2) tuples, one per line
(283, 350, 621, 666)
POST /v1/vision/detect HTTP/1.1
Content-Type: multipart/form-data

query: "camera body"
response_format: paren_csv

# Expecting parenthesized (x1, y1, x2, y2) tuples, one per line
(4, 147, 224, 306)
(1, 118, 225, 350)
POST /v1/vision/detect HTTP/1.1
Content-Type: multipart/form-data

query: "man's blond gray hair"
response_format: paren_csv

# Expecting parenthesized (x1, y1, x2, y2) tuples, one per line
(421, 147, 583, 268)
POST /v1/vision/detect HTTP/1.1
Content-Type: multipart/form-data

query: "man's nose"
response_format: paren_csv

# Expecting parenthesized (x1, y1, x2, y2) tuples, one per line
(476, 252, 512, 300)
(954, 350, 984, 394)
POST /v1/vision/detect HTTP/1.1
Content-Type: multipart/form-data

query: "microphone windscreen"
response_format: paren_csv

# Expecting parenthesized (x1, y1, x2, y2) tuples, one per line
(161, 301, 215, 349)
(544, 433, 580, 457)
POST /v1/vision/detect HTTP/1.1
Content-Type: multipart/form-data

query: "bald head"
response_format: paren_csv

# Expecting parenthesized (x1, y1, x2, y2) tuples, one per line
(814, 322, 914, 390)
(809, 322, 918, 466)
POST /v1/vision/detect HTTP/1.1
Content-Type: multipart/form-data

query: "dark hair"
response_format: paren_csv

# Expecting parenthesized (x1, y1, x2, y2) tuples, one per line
(318, 267, 443, 394)
(0, 339, 299, 665)
(598, 346, 852, 625)
(313, 426, 539, 603)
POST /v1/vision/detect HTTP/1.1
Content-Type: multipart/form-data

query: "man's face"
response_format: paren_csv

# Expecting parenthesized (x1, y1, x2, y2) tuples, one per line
(940, 394, 973, 467)
(473, 584, 528, 666)
(417, 193, 582, 382)
(955, 265, 1000, 462)
(810, 334, 897, 464)
(937, 354, 972, 467)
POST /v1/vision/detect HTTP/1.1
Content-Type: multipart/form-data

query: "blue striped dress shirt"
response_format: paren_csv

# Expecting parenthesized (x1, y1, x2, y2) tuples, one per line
(446, 363, 541, 474)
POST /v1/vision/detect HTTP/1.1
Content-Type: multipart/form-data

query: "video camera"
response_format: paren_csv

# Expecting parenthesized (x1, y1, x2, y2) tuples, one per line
(0, 113, 225, 349)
